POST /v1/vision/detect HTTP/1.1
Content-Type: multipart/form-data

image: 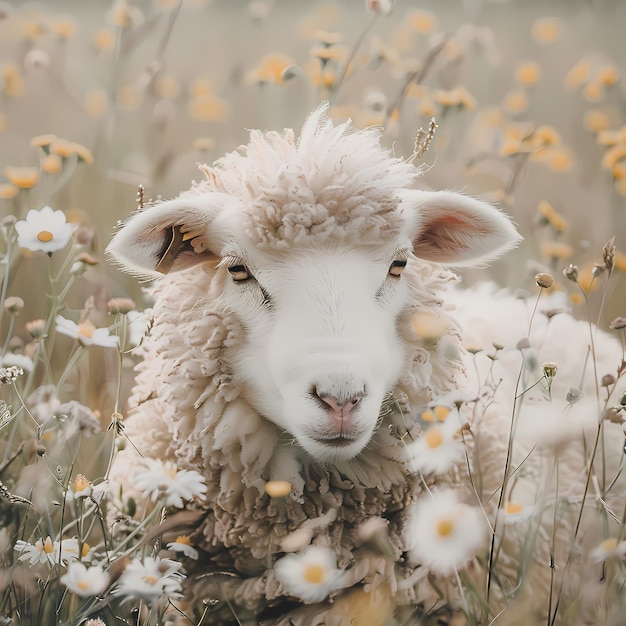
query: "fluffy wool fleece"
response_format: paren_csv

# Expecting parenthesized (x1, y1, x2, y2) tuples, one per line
(109, 108, 624, 625)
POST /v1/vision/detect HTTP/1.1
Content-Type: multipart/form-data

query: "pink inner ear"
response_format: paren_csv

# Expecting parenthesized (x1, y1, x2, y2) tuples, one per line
(415, 213, 491, 258)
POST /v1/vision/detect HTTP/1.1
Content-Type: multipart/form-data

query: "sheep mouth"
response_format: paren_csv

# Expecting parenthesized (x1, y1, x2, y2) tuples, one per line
(312, 435, 358, 448)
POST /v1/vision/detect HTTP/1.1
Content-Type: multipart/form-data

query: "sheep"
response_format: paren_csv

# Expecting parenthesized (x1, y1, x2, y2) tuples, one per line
(106, 105, 625, 625)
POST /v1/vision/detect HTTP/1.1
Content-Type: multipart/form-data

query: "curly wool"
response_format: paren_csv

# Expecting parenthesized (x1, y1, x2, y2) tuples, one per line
(109, 108, 625, 625)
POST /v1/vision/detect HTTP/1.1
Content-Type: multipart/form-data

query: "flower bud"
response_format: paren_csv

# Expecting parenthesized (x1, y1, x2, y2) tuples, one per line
(543, 362, 558, 378)
(563, 264, 579, 282)
(601, 374, 616, 387)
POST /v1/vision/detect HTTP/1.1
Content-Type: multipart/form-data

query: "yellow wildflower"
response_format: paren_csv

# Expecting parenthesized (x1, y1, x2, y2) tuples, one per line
(408, 10, 437, 33)
(22, 19, 44, 41)
(2, 63, 25, 98)
(117, 84, 143, 111)
(189, 79, 213, 98)
(565, 60, 591, 90)
(419, 96, 438, 118)
(546, 147, 573, 172)
(503, 89, 528, 114)
(84, 89, 109, 120)
(583, 110, 610, 134)
(187, 95, 228, 122)
(0, 184, 18, 199)
(4, 166, 39, 189)
(541, 241, 573, 261)
(583, 81, 604, 102)
(311, 44, 348, 63)
(41, 154, 62, 175)
(533, 125, 561, 147)
(597, 65, 619, 86)
(313, 30, 343, 45)
(602, 144, 626, 169)
(94, 28, 116, 50)
(612, 162, 626, 179)
(537, 201, 568, 232)
(248, 53, 293, 84)
(597, 128, 626, 146)
(516, 61, 542, 86)
(532, 17, 563, 44)
(155, 74, 181, 99)
(31, 134, 56, 149)
(51, 17, 76, 40)
(434, 86, 476, 110)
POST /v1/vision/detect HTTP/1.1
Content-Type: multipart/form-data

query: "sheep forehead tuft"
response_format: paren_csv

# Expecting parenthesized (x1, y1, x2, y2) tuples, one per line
(193, 104, 417, 249)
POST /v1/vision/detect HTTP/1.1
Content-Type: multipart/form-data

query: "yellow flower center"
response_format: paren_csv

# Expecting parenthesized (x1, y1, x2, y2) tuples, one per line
(142, 575, 159, 585)
(175, 535, 192, 545)
(303, 563, 326, 584)
(37, 230, 54, 242)
(436, 519, 454, 537)
(43, 537, 54, 554)
(264, 480, 292, 498)
(74, 474, 92, 492)
(77, 322, 95, 339)
(434, 406, 450, 421)
(424, 427, 443, 449)
(77, 581, 90, 590)
(599, 538, 618, 552)
(505, 502, 523, 515)
(82, 542, 91, 557)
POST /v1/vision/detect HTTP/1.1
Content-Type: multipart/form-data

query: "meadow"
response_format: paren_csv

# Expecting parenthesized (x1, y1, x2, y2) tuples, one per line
(0, 1, 625, 624)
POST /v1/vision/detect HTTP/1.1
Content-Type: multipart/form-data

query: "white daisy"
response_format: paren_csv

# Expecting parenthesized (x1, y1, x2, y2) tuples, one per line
(54, 538, 82, 564)
(15, 206, 74, 254)
(589, 537, 626, 563)
(409, 489, 486, 575)
(407, 418, 464, 476)
(498, 501, 536, 525)
(166, 535, 199, 560)
(114, 556, 184, 603)
(55, 315, 119, 348)
(14, 537, 56, 566)
(60, 561, 109, 597)
(274, 545, 345, 603)
(0, 353, 34, 373)
(134, 458, 207, 509)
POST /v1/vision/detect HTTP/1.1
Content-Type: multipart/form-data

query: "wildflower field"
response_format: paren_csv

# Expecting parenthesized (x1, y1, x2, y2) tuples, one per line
(0, 1, 625, 625)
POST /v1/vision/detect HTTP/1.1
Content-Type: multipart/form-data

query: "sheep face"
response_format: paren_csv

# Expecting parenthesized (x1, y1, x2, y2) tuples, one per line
(107, 109, 521, 464)
(220, 239, 411, 462)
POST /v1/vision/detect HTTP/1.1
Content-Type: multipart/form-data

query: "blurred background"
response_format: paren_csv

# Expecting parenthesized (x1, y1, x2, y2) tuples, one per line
(1, 0, 625, 321)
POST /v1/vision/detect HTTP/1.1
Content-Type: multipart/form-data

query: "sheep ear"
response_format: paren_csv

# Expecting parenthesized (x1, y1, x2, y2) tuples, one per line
(401, 190, 522, 267)
(106, 193, 237, 278)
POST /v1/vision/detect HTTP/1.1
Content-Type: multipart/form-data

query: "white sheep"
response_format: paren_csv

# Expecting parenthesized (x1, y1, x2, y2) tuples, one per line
(106, 105, 625, 625)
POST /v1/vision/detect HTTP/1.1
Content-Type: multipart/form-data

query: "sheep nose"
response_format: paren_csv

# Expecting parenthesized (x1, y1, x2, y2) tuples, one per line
(313, 386, 364, 432)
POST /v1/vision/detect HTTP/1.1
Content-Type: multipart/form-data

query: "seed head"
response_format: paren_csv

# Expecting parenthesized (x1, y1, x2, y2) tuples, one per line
(3, 296, 24, 314)
(535, 272, 554, 289)
(601, 374, 616, 387)
(602, 236, 615, 273)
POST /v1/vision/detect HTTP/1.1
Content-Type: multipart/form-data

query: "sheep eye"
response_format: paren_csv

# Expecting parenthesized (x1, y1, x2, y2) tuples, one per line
(388, 259, 407, 277)
(227, 264, 251, 281)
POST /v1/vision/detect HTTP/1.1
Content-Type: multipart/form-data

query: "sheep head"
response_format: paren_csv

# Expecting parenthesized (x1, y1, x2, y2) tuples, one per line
(107, 106, 521, 464)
